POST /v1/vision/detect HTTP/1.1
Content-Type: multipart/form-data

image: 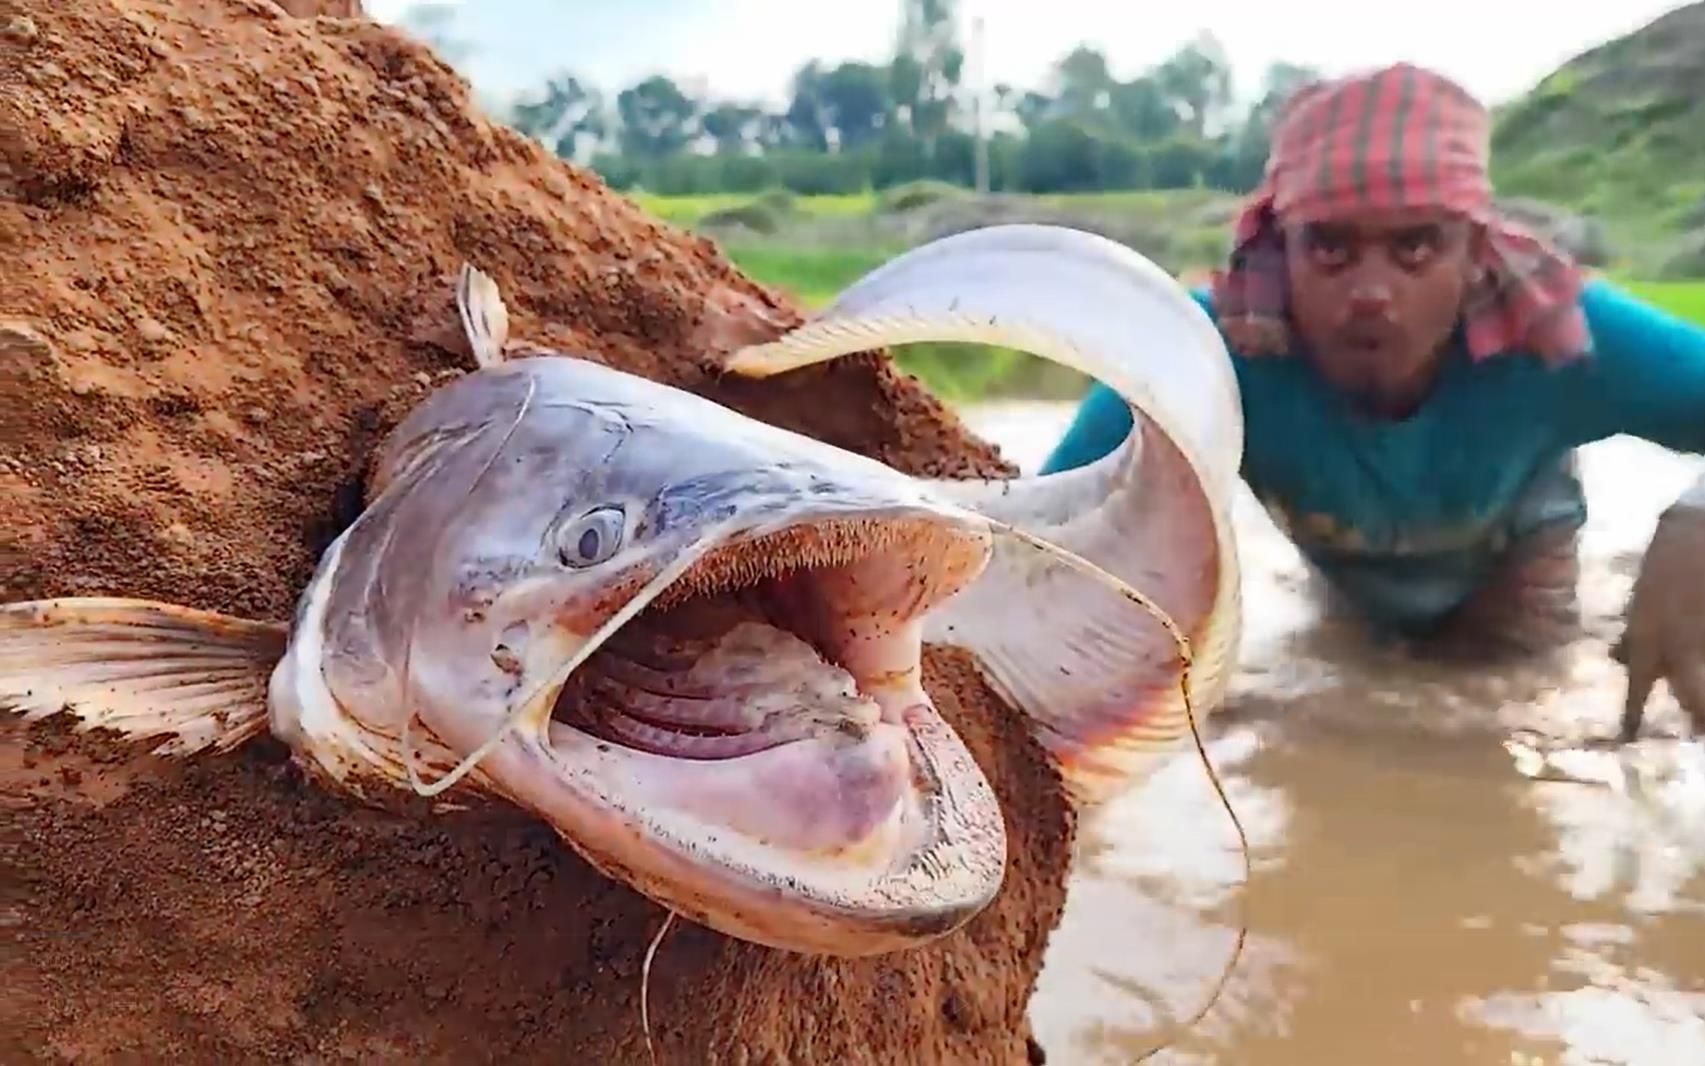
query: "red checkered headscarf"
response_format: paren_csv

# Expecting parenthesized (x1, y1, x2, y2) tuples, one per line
(1209, 63, 1591, 365)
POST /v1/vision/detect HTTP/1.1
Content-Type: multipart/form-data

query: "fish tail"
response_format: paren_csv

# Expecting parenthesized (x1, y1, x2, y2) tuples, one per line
(0, 597, 287, 757)
(722, 223, 1244, 805)
(455, 262, 512, 369)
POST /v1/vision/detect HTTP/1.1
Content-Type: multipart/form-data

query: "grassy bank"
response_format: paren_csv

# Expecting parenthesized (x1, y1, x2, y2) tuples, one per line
(643, 191, 1705, 404)
(716, 242, 1094, 403)
(1623, 280, 1705, 323)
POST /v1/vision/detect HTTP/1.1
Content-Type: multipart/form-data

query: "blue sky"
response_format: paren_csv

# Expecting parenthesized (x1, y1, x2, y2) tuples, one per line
(363, 0, 1687, 112)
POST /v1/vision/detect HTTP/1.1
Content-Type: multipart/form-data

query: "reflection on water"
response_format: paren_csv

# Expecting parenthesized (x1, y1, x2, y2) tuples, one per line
(959, 401, 1705, 1066)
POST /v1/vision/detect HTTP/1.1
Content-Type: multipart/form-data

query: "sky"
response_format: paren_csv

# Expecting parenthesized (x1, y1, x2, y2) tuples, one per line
(362, 0, 1688, 112)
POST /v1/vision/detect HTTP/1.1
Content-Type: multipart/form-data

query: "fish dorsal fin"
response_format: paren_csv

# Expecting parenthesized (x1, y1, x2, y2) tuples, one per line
(719, 223, 1244, 806)
(0, 597, 287, 757)
(456, 262, 512, 369)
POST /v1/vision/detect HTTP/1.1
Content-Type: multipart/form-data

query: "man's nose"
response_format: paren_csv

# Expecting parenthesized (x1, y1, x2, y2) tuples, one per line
(1345, 269, 1396, 316)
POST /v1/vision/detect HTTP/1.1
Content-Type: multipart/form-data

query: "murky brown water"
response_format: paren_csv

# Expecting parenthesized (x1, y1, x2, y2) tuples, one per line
(962, 401, 1705, 1066)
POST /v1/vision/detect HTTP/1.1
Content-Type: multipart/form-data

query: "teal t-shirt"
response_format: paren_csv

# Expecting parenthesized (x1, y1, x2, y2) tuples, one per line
(1039, 279, 1705, 635)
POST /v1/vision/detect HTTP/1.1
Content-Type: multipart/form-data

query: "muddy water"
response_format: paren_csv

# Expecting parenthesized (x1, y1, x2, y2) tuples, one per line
(960, 401, 1705, 1066)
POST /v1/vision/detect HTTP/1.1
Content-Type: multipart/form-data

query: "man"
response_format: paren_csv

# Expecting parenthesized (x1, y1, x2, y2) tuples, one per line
(1041, 63, 1705, 663)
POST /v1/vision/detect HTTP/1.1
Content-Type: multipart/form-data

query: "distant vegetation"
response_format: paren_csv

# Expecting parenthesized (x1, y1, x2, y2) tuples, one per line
(644, 188, 1705, 402)
(398, 0, 1319, 200)
(633, 185, 1244, 401)
(390, 0, 1704, 401)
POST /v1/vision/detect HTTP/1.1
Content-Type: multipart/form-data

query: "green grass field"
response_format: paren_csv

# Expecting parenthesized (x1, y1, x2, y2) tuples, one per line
(1623, 280, 1705, 324)
(716, 244, 896, 307)
(630, 191, 877, 226)
(635, 192, 1705, 403)
(715, 242, 1088, 401)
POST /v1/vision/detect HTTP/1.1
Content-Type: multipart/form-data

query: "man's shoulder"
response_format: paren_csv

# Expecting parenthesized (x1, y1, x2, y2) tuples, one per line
(1183, 283, 1285, 366)
(1185, 284, 1218, 324)
(1574, 275, 1687, 337)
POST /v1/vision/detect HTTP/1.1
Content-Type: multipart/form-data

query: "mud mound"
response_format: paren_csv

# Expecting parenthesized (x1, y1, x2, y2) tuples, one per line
(1, 2, 1069, 1063)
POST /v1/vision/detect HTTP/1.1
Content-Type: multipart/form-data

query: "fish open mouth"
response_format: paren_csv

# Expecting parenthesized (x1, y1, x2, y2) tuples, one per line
(556, 516, 990, 763)
(508, 509, 1009, 955)
(546, 513, 994, 854)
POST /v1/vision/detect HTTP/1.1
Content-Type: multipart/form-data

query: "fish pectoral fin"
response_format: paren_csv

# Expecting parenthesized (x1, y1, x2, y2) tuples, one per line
(0, 597, 287, 757)
(455, 262, 512, 369)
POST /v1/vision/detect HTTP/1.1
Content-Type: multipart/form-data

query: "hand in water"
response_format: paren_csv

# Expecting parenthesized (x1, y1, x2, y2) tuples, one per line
(1614, 474, 1705, 740)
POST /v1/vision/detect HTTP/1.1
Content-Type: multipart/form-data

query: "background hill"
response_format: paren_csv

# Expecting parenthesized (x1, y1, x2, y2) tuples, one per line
(1491, 1, 1705, 276)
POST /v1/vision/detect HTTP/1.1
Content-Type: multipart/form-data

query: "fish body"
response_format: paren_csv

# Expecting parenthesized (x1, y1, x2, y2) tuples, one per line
(722, 223, 1246, 805)
(5, 226, 1247, 956)
(5, 269, 1009, 956)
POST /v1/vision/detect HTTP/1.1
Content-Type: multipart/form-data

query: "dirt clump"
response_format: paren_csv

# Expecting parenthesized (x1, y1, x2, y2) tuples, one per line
(1, 1, 1070, 1063)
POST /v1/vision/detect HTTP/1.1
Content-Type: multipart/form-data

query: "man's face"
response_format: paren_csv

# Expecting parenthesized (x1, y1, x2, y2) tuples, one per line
(1283, 207, 1479, 417)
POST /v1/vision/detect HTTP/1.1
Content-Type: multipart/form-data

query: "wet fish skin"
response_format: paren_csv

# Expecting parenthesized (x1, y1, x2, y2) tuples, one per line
(1617, 470, 1705, 740)
(1, 264, 1016, 958)
(4, 229, 1248, 956)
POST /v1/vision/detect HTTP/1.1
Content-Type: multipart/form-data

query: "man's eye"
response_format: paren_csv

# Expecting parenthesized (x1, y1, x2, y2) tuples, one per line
(1307, 236, 1351, 267)
(1392, 228, 1442, 267)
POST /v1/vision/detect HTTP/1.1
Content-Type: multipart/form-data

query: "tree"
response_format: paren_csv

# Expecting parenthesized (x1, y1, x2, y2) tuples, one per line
(819, 62, 893, 150)
(1146, 134, 1218, 188)
(1226, 61, 1321, 189)
(783, 61, 830, 151)
(701, 103, 762, 155)
(1013, 89, 1053, 130)
(1249, 61, 1320, 131)
(1018, 119, 1109, 192)
(892, 0, 964, 149)
(1110, 77, 1180, 141)
(1154, 32, 1234, 138)
(500, 12, 1331, 201)
(509, 74, 605, 160)
(615, 75, 697, 159)
(1051, 45, 1114, 119)
(754, 112, 793, 152)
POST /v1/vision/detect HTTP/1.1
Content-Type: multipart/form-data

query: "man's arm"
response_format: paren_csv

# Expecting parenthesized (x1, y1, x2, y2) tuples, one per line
(1039, 287, 1226, 475)
(1558, 280, 1705, 453)
(1038, 381, 1133, 474)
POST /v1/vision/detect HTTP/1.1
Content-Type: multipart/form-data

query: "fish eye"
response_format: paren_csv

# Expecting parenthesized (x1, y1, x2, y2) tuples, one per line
(554, 505, 625, 568)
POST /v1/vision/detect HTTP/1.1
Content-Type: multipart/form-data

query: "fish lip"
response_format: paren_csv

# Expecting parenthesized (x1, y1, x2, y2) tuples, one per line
(519, 719, 1007, 956)
(615, 490, 997, 646)
(512, 493, 1007, 954)
(534, 708, 1007, 957)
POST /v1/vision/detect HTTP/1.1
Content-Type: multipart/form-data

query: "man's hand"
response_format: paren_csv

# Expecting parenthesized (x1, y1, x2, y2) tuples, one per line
(1615, 472, 1705, 741)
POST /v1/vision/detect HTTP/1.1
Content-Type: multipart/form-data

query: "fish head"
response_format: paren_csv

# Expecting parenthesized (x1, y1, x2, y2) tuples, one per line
(394, 358, 1008, 956)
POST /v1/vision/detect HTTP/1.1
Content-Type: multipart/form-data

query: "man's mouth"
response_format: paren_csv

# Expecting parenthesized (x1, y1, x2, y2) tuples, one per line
(1337, 320, 1401, 357)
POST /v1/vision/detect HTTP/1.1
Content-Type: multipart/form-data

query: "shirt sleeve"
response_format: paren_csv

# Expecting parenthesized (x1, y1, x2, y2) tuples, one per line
(1038, 287, 1226, 475)
(1038, 381, 1133, 474)
(1555, 279, 1705, 454)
